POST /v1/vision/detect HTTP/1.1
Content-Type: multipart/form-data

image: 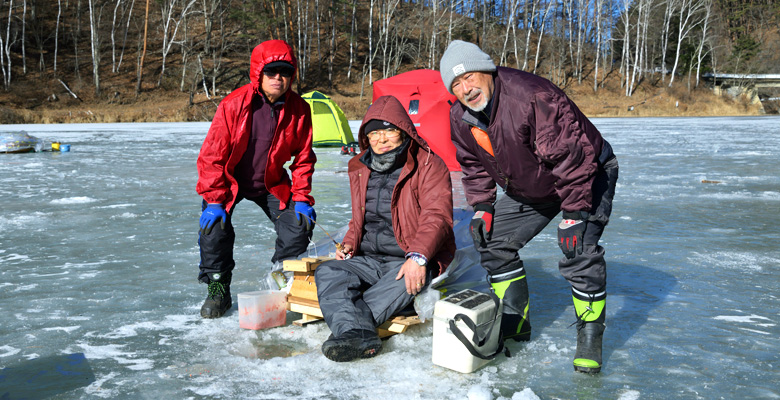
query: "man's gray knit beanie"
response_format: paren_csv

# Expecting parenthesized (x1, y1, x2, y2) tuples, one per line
(439, 40, 497, 95)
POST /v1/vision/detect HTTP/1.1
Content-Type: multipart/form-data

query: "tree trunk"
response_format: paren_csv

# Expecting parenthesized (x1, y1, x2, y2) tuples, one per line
(136, 0, 150, 96)
(88, 0, 100, 95)
(55, 0, 61, 73)
(533, 0, 554, 75)
(21, 0, 26, 75)
(347, 0, 355, 80)
(694, 0, 712, 88)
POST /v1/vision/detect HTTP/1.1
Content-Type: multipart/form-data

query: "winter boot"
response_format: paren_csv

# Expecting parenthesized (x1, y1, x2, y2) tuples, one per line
(489, 265, 531, 342)
(200, 277, 232, 318)
(572, 289, 606, 374)
(321, 329, 382, 362)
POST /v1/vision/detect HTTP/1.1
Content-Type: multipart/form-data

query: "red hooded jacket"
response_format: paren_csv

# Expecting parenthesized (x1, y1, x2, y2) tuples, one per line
(196, 40, 315, 212)
(343, 96, 455, 276)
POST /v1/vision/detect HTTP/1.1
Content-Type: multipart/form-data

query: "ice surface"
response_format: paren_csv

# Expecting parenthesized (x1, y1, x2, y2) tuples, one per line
(1, 118, 779, 399)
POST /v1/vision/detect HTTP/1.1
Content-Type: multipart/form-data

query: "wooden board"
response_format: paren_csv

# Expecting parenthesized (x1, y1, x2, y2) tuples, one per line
(286, 296, 422, 336)
(283, 256, 335, 272)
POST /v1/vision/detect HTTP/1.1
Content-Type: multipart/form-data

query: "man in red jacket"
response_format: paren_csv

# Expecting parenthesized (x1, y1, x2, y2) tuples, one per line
(440, 40, 619, 374)
(196, 40, 317, 319)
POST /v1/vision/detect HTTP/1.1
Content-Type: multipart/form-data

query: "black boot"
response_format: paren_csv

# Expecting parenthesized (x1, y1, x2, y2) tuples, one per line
(489, 265, 531, 342)
(322, 329, 382, 362)
(572, 290, 606, 374)
(200, 281, 232, 318)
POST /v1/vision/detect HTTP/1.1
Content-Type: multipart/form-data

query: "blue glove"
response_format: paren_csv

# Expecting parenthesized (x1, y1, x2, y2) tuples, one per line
(199, 204, 227, 235)
(293, 201, 316, 231)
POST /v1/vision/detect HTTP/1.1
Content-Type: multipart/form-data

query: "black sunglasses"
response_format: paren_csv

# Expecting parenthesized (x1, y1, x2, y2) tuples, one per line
(263, 67, 294, 78)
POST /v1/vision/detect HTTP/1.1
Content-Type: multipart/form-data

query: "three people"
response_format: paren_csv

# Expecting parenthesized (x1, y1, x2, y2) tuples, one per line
(440, 40, 619, 374)
(195, 38, 618, 373)
(314, 95, 456, 362)
(196, 40, 317, 319)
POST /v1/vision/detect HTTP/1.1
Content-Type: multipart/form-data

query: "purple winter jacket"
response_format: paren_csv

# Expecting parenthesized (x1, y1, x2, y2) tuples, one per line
(450, 67, 607, 213)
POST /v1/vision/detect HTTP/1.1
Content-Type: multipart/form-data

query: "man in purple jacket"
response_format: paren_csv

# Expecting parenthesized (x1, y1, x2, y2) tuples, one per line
(440, 40, 619, 374)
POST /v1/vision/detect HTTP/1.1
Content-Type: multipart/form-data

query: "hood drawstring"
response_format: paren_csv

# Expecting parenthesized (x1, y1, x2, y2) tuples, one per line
(424, 145, 432, 166)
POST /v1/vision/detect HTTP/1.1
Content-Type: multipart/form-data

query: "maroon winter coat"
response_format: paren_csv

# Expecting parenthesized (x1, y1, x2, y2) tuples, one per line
(343, 96, 456, 276)
(450, 67, 606, 213)
(196, 40, 315, 212)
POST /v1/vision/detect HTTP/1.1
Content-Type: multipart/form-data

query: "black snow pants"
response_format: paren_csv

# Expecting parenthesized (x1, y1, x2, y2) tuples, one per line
(197, 193, 312, 284)
(314, 255, 431, 337)
(477, 156, 618, 294)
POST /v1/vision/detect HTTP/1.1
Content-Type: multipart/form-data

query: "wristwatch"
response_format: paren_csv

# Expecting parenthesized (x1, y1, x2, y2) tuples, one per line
(408, 253, 427, 267)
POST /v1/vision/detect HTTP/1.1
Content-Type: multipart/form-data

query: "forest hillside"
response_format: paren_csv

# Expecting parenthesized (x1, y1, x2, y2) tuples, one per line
(0, 0, 777, 124)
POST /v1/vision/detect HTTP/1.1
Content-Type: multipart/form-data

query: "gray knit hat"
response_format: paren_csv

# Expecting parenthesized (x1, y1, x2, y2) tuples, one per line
(439, 40, 497, 94)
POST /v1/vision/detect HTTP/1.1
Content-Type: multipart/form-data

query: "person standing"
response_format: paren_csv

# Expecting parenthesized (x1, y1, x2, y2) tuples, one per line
(314, 95, 455, 362)
(196, 40, 317, 319)
(440, 40, 619, 374)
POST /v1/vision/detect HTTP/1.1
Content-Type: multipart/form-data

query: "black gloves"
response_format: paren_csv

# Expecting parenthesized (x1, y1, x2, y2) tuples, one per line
(558, 212, 588, 259)
(470, 203, 494, 248)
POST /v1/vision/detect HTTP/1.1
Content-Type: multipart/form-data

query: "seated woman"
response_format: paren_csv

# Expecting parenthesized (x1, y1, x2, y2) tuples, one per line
(314, 95, 456, 362)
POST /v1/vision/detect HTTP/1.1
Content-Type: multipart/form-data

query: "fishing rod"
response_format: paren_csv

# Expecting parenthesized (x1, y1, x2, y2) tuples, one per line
(311, 219, 350, 257)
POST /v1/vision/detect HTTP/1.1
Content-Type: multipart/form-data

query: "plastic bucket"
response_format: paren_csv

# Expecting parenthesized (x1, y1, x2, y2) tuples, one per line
(60, 144, 71, 152)
(237, 290, 288, 330)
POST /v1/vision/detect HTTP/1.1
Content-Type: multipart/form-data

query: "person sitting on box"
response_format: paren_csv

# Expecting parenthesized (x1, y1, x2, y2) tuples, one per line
(314, 95, 456, 362)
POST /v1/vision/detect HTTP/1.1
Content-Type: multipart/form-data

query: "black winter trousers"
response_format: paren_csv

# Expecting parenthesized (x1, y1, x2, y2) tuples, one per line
(314, 256, 431, 337)
(197, 193, 312, 284)
(478, 162, 617, 294)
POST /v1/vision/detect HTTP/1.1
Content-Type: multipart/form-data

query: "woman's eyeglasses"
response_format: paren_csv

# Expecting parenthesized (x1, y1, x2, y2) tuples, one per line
(263, 67, 294, 78)
(367, 129, 401, 142)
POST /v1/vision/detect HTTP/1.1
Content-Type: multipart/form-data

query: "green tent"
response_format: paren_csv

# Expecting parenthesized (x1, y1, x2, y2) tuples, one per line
(302, 91, 355, 147)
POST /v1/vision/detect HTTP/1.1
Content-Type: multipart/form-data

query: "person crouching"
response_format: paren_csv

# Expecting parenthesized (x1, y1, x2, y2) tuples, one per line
(314, 95, 456, 362)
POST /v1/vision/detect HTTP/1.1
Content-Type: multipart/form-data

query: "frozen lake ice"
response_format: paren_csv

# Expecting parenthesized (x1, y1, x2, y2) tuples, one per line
(1, 116, 779, 399)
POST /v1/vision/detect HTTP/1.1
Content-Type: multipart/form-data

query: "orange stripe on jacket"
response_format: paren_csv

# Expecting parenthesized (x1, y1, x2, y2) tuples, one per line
(470, 126, 494, 157)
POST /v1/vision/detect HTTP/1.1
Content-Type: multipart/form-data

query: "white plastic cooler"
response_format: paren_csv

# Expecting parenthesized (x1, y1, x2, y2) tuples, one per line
(432, 289, 503, 373)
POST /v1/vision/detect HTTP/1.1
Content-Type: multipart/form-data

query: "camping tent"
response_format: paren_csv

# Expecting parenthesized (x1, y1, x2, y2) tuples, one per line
(302, 91, 355, 147)
(372, 69, 460, 171)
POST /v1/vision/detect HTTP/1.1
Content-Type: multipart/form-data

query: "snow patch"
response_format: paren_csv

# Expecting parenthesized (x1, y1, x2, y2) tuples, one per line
(510, 388, 541, 400)
(618, 389, 641, 400)
(713, 314, 772, 324)
(51, 196, 99, 205)
(0, 345, 21, 357)
(43, 326, 81, 333)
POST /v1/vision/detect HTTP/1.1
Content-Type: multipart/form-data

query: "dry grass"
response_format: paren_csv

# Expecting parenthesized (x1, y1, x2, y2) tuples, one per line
(0, 70, 764, 125)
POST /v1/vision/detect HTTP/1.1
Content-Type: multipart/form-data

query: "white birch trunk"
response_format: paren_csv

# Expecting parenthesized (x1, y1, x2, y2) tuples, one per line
(500, 0, 520, 66)
(88, 0, 101, 94)
(694, 0, 712, 88)
(533, 0, 554, 75)
(669, 0, 705, 87)
(347, 0, 355, 79)
(21, 0, 26, 74)
(55, 0, 61, 73)
(522, 0, 538, 71)
(593, 0, 602, 91)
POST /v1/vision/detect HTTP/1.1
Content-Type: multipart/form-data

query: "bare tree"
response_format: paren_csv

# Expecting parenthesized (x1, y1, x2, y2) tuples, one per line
(136, 0, 150, 95)
(593, 0, 603, 91)
(694, 0, 713, 87)
(668, 0, 706, 86)
(347, 0, 355, 80)
(55, 0, 61, 73)
(0, 0, 11, 89)
(499, 0, 520, 66)
(21, 0, 26, 74)
(521, 0, 539, 71)
(533, 0, 555, 74)
(158, 0, 196, 86)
